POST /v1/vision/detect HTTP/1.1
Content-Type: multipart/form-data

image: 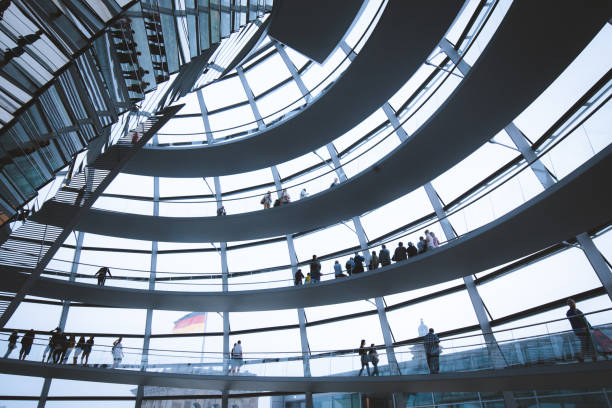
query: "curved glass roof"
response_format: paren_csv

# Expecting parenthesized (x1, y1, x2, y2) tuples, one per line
(1, 0, 612, 406)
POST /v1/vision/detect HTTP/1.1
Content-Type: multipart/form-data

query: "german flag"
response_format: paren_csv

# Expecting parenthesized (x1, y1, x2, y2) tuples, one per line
(173, 312, 206, 334)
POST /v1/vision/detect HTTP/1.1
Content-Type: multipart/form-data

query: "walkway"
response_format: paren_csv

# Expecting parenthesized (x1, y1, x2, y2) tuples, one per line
(10, 147, 611, 311)
(0, 359, 609, 393)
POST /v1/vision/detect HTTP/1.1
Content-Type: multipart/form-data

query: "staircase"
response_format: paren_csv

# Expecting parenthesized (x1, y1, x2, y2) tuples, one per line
(0, 105, 182, 327)
(0, 0, 272, 225)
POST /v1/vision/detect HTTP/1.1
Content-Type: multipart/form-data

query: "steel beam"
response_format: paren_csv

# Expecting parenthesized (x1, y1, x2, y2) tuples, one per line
(237, 66, 266, 130)
(423, 181, 516, 408)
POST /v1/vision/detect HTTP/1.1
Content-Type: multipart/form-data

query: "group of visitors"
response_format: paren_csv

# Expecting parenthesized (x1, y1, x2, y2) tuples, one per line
(3, 328, 95, 365)
(357, 340, 380, 376)
(3, 329, 128, 368)
(4, 329, 34, 360)
(293, 230, 443, 285)
(261, 189, 292, 209)
(294, 255, 322, 285)
(259, 177, 341, 210)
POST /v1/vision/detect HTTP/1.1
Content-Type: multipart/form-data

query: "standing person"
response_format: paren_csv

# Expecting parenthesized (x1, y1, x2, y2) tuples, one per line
(566, 299, 597, 362)
(94, 266, 112, 286)
(4, 330, 18, 358)
(358, 340, 370, 376)
(261, 191, 272, 209)
(379, 245, 391, 267)
(300, 188, 308, 199)
(345, 258, 354, 276)
(392, 242, 407, 263)
(423, 328, 440, 374)
(73, 336, 85, 364)
(42, 335, 53, 362)
(305, 272, 311, 284)
(112, 337, 124, 368)
(334, 260, 345, 278)
(81, 336, 94, 365)
(19, 329, 35, 360)
(62, 335, 76, 363)
(369, 344, 379, 376)
(51, 329, 65, 363)
(369, 251, 379, 270)
(424, 230, 435, 250)
(233, 340, 243, 374)
(310, 255, 321, 283)
(228, 343, 236, 374)
(216, 205, 226, 216)
(417, 236, 427, 254)
(280, 189, 290, 205)
(353, 252, 365, 274)
(294, 269, 304, 286)
(330, 177, 339, 188)
(407, 242, 418, 258)
(430, 232, 440, 247)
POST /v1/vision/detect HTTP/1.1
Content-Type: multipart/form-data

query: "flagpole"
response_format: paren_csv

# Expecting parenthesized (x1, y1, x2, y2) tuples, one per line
(200, 312, 208, 365)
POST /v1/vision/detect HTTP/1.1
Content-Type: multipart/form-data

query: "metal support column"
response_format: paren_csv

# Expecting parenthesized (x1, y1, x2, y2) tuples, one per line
(38, 230, 85, 408)
(271, 165, 314, 408)
(198, 98, 229, 406)
(505, 123, 556, 188)
(506, 122, 612, 301)
(135, 174, 159, 408)
(237, 66, 266, 130)
(275, 41, 311, 102)
(339, 40, 357, 62)
(327, 142, 403, 406)
(423, 181, 517, 408)
(382, 102, 409, 142)
(438, 38, 471, 76)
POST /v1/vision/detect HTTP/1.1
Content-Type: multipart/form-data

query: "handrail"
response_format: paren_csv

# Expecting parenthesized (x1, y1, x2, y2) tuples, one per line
(1, 309, 609, 359)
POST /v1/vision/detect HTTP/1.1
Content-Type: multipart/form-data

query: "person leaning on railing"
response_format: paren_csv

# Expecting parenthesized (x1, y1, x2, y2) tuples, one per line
(566, 298, 598, 362)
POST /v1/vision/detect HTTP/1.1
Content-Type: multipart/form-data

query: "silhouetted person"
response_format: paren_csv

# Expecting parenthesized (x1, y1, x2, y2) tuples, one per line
(567, 298, 597, 362)
(345, 257, 354, 276)
(42, 335, 53, 362)
(369, 344, 379, 376)
(217, 206, 226, 216)
(81, 336, 94, 365)
(392, 242, 407, 262)
(369, 251, 379, 270)
(353, 252, 364, 274)
(4, 330, 18, 358)
(424, 328, 440, 374)
(62, 335, 76, 363)
(74, 336, 85, 364)
(294, 269, 304, 285)
(358, 339, 370, 376)
(330, 177, 339, 188)
(300, 188, 308, 199)
(19, 329, 35, 360)
(310, 255, 321, 283)
(379, 245, 391, 267)
(94, 267, 112, 286)
(51, 329, 65, 363)
(407, 242, 418, 258)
